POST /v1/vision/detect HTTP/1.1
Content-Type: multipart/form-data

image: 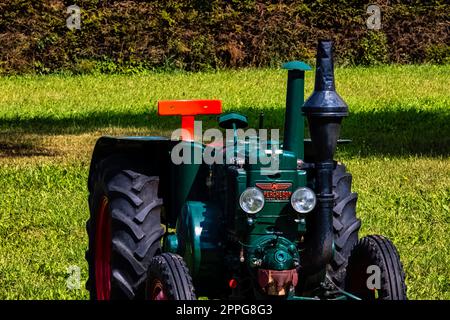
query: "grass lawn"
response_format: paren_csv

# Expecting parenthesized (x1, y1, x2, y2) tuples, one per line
(0, 65, 449, 299)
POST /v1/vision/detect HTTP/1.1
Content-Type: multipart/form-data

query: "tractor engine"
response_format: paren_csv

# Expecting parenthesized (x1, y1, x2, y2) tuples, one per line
(169, 40, 349, 299)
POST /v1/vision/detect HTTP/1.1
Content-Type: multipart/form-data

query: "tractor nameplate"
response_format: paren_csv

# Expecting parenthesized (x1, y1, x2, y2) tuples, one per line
(256, 183, 292, 201)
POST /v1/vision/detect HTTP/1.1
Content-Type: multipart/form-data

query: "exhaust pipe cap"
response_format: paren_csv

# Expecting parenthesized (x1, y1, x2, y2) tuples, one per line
(302, 40, 348, 117)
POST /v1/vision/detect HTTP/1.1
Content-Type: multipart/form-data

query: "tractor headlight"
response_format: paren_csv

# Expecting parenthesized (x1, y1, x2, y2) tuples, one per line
(239, 187, 265, 214)
(291, 187, 316, 213)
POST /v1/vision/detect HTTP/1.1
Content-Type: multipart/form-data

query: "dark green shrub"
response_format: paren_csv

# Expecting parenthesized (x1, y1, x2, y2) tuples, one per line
(0, 0, 448, 74)
(425, 45, 450, 64)
(357, 31, 389, 66)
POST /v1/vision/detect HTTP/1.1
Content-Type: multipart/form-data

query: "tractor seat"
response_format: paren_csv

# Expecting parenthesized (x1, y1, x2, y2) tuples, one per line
(218, 112, 248, 129)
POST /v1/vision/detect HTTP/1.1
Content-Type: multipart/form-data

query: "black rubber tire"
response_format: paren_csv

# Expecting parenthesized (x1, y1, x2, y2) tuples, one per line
(327, 163, 361, 287)
(345, 235, 407, 300)
(146, 253, 196, 300)
(86, 156, 164, 299)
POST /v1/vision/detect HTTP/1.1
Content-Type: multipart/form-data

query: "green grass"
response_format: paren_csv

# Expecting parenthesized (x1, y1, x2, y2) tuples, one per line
(0, 164, 88, 299)
(0, 65, 449, 299)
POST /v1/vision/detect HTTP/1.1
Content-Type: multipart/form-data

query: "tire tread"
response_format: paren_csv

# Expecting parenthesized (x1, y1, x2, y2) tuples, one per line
(327, 163, 361, 287)
(86, 157, 164, 299)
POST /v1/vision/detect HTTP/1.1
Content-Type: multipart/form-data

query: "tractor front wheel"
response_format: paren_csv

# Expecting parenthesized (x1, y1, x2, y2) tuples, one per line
(146, 253, 196, 300)
(345, 235, 407, 300)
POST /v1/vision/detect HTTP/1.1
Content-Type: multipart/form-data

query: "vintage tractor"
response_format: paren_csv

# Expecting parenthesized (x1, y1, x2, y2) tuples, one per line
(85, 40, 407, 300)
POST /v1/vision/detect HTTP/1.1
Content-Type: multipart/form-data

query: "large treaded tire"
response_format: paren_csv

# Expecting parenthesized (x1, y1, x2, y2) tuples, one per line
(345, 235, 407, 300)
(86, 156, 164, 299)
(146, 253, 196, 300)
(327, 163, 361, 287)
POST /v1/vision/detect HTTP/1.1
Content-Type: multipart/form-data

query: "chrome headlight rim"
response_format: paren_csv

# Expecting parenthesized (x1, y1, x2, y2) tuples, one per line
(239, 187, 265, 214)
(290, 187, 317, 214)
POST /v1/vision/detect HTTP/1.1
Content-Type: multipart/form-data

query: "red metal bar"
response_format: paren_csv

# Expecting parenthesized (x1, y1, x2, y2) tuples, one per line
(157, 99, 222, 141)
(180, 115, 195, 141)
(158, 100, 222, 116)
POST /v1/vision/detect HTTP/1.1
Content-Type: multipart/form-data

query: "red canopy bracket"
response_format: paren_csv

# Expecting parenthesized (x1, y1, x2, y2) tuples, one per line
(157, 99, 222, 141)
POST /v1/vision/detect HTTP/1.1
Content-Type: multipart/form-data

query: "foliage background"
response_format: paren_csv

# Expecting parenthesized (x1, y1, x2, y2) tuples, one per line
(0, 0, 449, 74)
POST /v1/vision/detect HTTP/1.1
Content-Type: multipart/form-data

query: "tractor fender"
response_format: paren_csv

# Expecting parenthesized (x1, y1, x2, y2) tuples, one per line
(88, 135, 175, 198)
(88, 136, 208, 228)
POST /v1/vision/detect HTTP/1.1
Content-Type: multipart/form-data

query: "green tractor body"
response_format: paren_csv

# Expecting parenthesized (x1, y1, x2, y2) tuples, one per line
(86, 41, 407, 300)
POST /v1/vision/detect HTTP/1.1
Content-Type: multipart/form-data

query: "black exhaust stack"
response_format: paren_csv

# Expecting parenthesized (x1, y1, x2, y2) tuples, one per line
(301, 40, 348, 275)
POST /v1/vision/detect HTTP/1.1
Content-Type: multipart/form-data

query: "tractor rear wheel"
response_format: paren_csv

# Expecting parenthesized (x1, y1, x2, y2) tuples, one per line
(345, 235, 407, 300)
(146, 253, 196, 300)
(86, 156, 164, 299)
(327, 163, 361, 288)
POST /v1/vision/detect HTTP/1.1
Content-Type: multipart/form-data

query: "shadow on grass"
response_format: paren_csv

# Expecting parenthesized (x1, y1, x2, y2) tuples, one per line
(0, 141, 57, 158)
(0, 108, 449, 157)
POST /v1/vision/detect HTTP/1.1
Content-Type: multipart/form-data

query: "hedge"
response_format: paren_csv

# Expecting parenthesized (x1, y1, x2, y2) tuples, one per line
(0, 0, 448, 74)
